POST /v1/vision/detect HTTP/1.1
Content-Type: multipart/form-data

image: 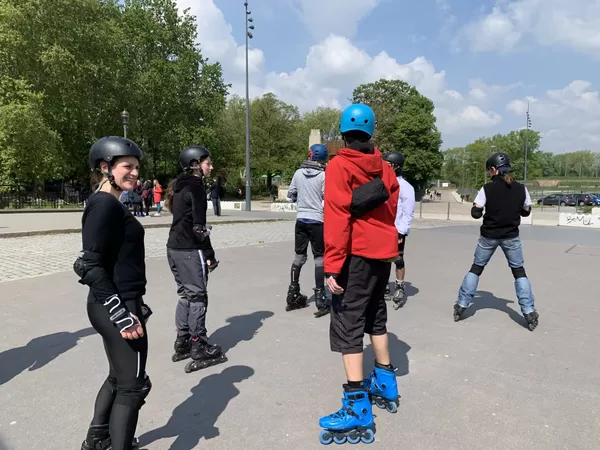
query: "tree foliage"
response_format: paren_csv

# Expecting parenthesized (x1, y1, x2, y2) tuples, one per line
(352, 79, 443, 189)
(442, 130, 600, 188)
(0, 0, 228, 187)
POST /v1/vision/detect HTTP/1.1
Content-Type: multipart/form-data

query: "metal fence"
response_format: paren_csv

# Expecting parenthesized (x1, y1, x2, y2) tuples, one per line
(0, 184, 91, 210)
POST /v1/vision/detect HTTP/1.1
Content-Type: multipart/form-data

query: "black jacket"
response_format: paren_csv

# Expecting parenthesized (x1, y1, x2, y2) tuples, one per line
(166, 174, 215, 259)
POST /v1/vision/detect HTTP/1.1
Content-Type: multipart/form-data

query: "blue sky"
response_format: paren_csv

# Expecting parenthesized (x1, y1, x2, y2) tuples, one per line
(179, 0, 600, 154)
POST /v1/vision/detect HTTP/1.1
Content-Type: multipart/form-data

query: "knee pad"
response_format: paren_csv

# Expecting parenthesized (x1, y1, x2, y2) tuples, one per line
(293, 253, 307, 267)
(469, 264, 484, 276)
(314, 256, 323, 267)
(394, 254, 405, 269)
(115, 375, 152, 409)
(511, 266, 527, 279)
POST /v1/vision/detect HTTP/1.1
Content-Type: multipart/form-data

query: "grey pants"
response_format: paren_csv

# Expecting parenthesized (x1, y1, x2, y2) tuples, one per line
(167, 248, 210, 340)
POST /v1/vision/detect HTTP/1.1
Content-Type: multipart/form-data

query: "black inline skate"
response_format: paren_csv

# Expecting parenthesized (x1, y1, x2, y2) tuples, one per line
(285, 282, 308, 312)
(524, 311, 539, 331)
(313, 287, 330, 318)
(81, 424, 139, 450)
(383, 283, 392, 302)
(172, 333, 192, 362)
(184, 338, 228, 373)
(392, 282, 407, 310)
(453, 303, 467, 322)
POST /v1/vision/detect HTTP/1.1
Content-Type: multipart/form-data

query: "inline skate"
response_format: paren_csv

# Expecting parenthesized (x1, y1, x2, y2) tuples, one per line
(184, 337, 227, 373)
(318, 386, 375, 445)
(314, 286, 330, 318)
(524, 311, 539, 331)
(81, 424, 139, 450)
(364, 363, 400, 414)
(172, 333, 192, 362)
(285, 282, 308, 312)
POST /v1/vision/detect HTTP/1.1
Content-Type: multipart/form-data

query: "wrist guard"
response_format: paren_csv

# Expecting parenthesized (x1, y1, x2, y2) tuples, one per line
(103, 294, 136, 333)
(471, 205, 483, 219)
(141, 303, 153, 321)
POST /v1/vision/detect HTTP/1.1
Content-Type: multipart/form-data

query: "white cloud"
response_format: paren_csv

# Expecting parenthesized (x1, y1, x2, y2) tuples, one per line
(457, 0, 600, 57)
(178, 0, 506, 146)
(506, 80, 600, 151)
(291, 0, 382, 41)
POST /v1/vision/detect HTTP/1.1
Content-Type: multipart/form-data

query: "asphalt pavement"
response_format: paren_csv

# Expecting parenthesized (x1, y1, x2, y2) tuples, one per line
(0, 221, 599, 449)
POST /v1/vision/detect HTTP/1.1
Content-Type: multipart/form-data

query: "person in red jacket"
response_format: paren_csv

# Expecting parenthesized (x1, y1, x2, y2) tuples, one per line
(317, 103, 401, 446)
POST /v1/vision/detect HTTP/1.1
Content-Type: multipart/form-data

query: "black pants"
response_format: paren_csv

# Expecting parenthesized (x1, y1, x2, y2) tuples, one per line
(211, 198, 221, 216)
(143, 198, 152, 216)
(167, 248, 210, 340)
(292, 220, 325, 287)
(133, 202, 143, 216)
(330, 255, 391, 354)
(87, 298, 149, 450)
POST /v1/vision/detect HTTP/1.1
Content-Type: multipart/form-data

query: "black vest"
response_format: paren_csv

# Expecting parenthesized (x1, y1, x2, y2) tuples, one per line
(480, 176, 526, 239)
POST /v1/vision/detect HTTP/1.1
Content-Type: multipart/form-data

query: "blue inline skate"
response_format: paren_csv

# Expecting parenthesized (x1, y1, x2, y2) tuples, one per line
(318, 386, 375, 445)
(365, 363, 400, 414)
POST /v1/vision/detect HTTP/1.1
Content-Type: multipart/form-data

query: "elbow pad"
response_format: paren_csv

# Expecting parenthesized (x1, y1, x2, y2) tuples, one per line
(74, 251, 119, 300)
(471, 205, 483, 219)
(520, 208, 531, 217)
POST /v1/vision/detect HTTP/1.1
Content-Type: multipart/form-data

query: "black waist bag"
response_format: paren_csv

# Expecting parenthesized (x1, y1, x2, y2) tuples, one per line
(350, 176, 390, 217)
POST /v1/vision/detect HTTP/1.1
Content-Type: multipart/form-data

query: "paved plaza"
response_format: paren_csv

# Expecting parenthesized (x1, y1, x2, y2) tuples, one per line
(0, 220, 599, 449)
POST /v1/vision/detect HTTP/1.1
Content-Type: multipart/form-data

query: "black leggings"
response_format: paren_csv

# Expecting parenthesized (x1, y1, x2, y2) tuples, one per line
(87, 299, 149, 450)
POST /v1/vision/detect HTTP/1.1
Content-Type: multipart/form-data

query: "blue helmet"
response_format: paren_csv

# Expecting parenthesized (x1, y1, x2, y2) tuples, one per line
(309, 143, 328, 161)
(339, 103, 376, 137)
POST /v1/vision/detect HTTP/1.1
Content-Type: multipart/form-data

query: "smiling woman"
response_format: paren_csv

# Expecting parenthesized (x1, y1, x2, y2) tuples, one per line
(75, 136, 154, 450)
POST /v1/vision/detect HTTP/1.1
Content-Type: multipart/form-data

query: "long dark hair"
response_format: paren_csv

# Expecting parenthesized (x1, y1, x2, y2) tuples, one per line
(164, 177, 177, 211)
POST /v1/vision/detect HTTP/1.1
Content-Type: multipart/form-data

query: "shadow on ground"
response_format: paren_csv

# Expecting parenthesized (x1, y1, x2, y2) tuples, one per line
(461, 291, 528, 328)
(138, 310, 274, 449)
(208, 310, 274, 354)
(138, 365, 254, 450)
(0, 327, 95, 386)
(363, 332, 411, 378)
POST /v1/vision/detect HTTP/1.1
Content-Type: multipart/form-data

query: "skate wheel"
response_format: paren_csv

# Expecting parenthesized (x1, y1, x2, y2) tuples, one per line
(386, 401, 398, 414)
(333, 435, 347, 444)
(374, 398, 385, 409)
(361, 429, 375, 444)
(347, 431, 361, 444)
(172, 354, 178, 362)
(319, 430, 333, 445)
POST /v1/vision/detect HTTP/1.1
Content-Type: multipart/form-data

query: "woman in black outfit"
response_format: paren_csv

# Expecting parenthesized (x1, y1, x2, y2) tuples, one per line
(75, 136, 153, 450)
(165, 146, 226, 373)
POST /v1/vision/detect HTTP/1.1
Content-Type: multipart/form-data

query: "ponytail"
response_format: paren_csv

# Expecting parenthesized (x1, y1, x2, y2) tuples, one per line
(164, 177, 177, 211)
(503, 173, 514, 185)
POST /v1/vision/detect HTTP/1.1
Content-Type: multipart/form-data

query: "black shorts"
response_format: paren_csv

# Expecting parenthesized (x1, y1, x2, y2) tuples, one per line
(295, 220, 324, 258)
(329, 255, 391, 354)
(398, 233, 406, 255)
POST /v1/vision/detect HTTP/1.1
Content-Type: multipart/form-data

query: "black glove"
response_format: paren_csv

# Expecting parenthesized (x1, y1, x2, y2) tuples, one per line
(207, 259, 219, 272)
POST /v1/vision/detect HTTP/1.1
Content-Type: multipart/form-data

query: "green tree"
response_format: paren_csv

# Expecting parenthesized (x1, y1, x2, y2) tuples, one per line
(351, 79, 443, 189)
(249, 93, 304, 190)
(299, 107, 341, 143)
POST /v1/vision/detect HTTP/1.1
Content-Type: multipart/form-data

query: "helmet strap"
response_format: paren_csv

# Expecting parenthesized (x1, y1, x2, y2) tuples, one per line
(95, 168, 122, 193)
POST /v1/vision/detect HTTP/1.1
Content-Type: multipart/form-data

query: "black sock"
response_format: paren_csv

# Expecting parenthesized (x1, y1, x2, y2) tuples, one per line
(375, 361, 394, 371)
(346, 380, 364, 391)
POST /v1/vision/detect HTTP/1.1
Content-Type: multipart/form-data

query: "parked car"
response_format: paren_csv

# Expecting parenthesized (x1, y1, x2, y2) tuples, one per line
(537, 194, 576, 206)
(572, 193, 600, 206)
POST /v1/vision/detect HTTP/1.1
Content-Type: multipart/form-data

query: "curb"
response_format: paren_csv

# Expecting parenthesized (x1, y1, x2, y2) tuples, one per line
(0, 218, 293, 239)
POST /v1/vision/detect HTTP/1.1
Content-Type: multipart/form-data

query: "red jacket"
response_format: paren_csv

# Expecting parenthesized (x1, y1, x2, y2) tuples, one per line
(323, 145, 400, 275)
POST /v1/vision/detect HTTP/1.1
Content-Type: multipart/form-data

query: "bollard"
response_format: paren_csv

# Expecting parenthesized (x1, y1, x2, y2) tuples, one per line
(447, 202, 450, 220)
(419, 201, 423, 219)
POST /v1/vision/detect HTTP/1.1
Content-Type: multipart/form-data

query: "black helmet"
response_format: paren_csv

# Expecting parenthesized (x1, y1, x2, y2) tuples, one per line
(88, 136, 144, 171)
(383, 152, 405, 167)
(179, 146, 210, 171)
(486, 152, 511, 173)
(383, 152, 405, 176)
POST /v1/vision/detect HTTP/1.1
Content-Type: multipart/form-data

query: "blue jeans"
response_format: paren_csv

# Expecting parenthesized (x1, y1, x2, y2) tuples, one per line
(457, 236, 535, 314)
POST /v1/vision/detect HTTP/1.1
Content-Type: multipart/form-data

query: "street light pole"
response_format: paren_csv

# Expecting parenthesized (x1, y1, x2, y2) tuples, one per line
(244, 2, 254, 212)
(524, 102, 531, 185)
(121, 110, 129, 139)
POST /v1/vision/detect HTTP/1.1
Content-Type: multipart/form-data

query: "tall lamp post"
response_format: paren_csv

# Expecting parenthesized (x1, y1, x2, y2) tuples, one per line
(524, 102, 531, 185)
(121, 110, 130, 139)
(244, 2, 255, 211)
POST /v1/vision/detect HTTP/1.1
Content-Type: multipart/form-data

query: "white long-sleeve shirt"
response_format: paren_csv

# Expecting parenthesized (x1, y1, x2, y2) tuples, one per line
(395, 176, 415, 235)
